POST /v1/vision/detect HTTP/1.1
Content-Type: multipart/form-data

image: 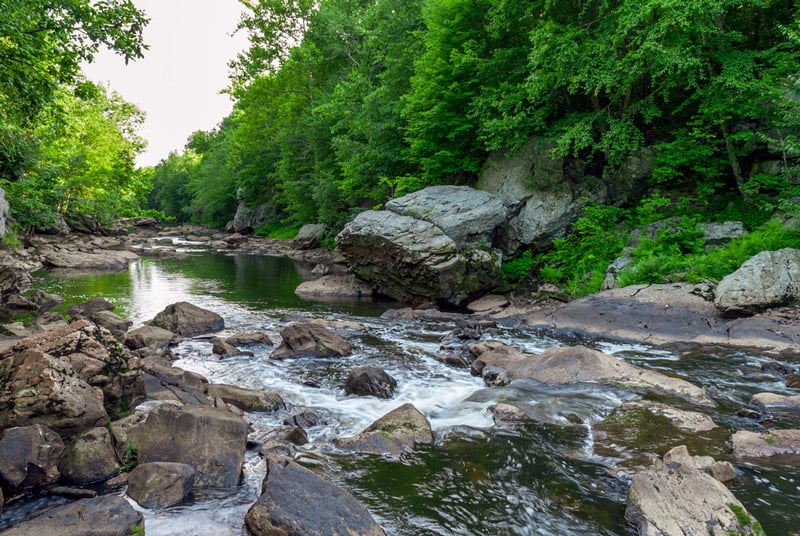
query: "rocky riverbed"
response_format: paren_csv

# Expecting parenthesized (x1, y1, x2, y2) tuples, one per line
(1, 223, 799, 535)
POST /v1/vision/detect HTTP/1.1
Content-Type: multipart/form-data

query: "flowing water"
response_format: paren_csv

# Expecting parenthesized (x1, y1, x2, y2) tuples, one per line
(13, 245, 800, 535)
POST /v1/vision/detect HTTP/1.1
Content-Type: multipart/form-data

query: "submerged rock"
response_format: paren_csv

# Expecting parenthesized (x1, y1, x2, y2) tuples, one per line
(245, 456, 386, 536)
(295, 274, 374, 299)
(471, 343, 714, 406)
(334, 403, 434, 456)
(272, 322, 352, 359)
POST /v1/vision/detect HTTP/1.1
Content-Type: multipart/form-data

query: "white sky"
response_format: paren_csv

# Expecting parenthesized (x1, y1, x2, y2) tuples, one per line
(82, 0, 248, 167)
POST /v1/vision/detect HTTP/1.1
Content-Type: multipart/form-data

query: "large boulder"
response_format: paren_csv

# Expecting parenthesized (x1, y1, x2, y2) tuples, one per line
(0, 494, 144, 536)
(477, 138, 609, 253)
(0, 257, 33, 301)
(715, 248, 800, 316)
(120, 403, 248, 488)
(124, 324, 179, 349)
(40, 248, 139, 271)
(294, 274, 374, 299)
(228, 197, 274, 234)
(384, 185, 507, 249)
(334, 403, 434, 456)
(149, 301, 224, 337)
(337, 210, 500, 305)
(0, 424, 65, 491)
(245, 456, 386, 536)
(0, 349, 107, 436)
(57, 427, 120, 485)
(626, 446, 763, 535)
(126, 462, 196, 508)
(3, 320, 146, 418)
(470, 344, 714, 406)
(272, 322, 352, 359)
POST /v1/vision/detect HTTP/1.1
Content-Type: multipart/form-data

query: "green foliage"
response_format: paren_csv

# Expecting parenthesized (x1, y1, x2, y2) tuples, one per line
(727, 503, 767, 536)
(536, 205, 626, 297)
(119, 440, 138, 473)
(501, 250, 534, 283)
(254, 221, 301, 240)
(619, 220, 800, 286)
(127, 525, 145, 536)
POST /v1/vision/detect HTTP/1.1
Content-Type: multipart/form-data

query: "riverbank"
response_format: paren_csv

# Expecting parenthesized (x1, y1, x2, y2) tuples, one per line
(1, 230, 799, 534)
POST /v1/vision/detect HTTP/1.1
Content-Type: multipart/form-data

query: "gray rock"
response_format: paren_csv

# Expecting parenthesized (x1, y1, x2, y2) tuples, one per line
(57, 427, 120, 485)
(334, 403, 434, 456)
(66, 297, 115, 316)
(125, 325, 179, 349)
(626, 447, 761, 535)
(225, 332, 273, 346)
(204, 383, 285, 412)
(732, 429, 800, 459)
(228, 199, 273, 233)
(150, 301, 225, 337)
(0, 185, 8, 238)
(470, 343, 714, 406)
(211, 336, 240, 356)
(0, 494, 144, 536)
(41, 248, 139, 271)
(245, 456, 386, 536)
(701, 220, 745, 247)
(0, 256, 33, 299)
(345, 366, 397, 399)
(126, 462, 195, 508)
(87, 310, 132, 341)
(295, 274, 374, 298)
(385, 185, 506, 249)
(715, 248, 800, 316)
(0, 349, 108, 436)
(478, 138, 608, 253)
(272, 322, 352, 359)
(0, 424, 65, 491)
(292, 223, 326, 249)
(123, 403, 248, 488)
(337, 210, 500, 305)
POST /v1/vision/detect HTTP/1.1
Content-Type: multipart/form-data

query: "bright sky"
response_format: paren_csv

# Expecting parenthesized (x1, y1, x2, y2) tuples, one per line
(82, 0, 248, 167)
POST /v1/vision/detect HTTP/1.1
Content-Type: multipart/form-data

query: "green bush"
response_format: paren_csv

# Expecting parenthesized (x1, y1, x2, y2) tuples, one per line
(254, 221, 301, 240)
(501, 250, 534, 283)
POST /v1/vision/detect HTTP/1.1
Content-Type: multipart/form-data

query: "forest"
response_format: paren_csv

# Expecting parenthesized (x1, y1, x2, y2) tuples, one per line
(2, 0, 800, 295)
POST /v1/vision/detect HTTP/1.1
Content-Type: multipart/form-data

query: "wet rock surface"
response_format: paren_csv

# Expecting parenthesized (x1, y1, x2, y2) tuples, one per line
(126, 462, 196, 508)
(149, 301, 224, 337)
(334, 403, 434, 456)
(245, 456, 386, 536)
(344, 366, 398, 399)
(272, 322, 353, 359)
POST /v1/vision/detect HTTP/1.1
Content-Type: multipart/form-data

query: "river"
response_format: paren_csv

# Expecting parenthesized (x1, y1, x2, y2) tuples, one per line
(21, 246, 800, 535)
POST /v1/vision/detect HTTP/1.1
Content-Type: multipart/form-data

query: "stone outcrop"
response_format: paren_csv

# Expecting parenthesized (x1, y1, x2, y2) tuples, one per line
(715, 248, 800, 316)
(334, 403, 434, 456)
(272, 322, 353, 359)
(750, 391, 800, 408)
(478, 138, 613, 253)
(228, 197, 273, 234)
(344, 366, 398, 399)
(149, 301, 224, 337)
(471, 343, 713, 406)
(626, 446, 761, 535)
(337, 209, 499, 305)
(245, 456, 386, 536)
(117, 402, 248, 488)
(0, 424, 65, 491)
(126, 462, 196, 508)
(385, 185, 507, 250)
(732, 429, 800, 459)
(57, 427, 120, 485)
(0, 349, 108, 436)
(0, 494, 144, 536)
(523, 283, 800, 355)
